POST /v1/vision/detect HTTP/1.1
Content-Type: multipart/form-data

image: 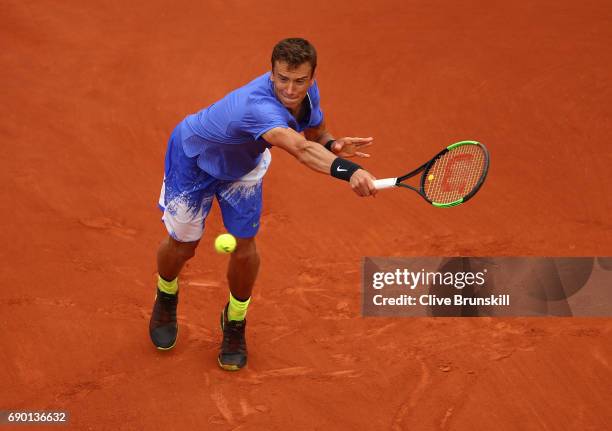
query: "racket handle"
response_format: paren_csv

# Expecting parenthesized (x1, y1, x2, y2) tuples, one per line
(373, 178, 398, 190)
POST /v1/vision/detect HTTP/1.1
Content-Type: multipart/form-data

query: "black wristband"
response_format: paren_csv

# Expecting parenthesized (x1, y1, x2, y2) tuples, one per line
(330, 157, 362, 181)
(324, 139, 335, 152)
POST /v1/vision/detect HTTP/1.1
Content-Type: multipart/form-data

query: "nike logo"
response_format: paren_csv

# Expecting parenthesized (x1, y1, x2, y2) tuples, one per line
(336, 167, 348, 172)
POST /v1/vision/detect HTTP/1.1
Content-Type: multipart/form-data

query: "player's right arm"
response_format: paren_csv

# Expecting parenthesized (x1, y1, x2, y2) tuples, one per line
(262, 127, 377, 197)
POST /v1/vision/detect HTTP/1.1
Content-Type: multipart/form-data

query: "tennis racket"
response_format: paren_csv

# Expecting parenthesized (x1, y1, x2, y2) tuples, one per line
(373, 140, 489, 207)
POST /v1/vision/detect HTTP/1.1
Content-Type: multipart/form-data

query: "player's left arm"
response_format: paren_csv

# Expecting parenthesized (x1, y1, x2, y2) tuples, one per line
(304, 119, 334, 145)
(304, 120, 374, 159)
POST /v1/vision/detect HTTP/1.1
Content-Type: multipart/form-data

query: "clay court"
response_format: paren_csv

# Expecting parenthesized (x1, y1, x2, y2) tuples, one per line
(2, 0, 611, 429)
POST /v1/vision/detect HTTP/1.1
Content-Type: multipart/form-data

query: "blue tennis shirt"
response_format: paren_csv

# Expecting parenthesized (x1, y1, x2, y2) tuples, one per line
(178, 72, 324, 180)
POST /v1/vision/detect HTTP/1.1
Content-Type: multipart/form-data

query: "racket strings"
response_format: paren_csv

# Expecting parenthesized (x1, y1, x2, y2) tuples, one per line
(424, 144, 486, 204)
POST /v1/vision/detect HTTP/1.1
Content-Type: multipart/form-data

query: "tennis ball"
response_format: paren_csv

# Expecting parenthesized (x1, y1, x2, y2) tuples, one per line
(428, 174, 435, 181)
(215, 233, 237, 254)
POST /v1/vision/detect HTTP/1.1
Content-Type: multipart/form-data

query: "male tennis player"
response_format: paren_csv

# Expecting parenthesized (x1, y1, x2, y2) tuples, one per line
(149, 38, 377, 371)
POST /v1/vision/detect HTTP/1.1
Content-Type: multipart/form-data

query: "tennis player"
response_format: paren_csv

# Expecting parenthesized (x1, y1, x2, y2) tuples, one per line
(149, 37, 377, 371)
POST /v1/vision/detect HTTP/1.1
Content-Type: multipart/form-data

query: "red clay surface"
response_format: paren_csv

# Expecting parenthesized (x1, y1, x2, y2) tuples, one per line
(2, 1, 611, 429)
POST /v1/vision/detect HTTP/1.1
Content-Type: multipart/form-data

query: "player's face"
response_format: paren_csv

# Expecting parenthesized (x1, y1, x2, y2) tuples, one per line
(270, 61, 314, 111)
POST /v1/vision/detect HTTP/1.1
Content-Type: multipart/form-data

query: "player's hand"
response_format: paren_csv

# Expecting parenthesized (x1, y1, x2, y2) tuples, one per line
(350, 169, 377, 197)
(331, 137, 374, 158)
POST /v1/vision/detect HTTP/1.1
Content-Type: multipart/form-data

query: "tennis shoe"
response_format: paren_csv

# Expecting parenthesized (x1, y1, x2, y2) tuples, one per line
(149, 288, 178, 350)
(218, 303, 247, 371)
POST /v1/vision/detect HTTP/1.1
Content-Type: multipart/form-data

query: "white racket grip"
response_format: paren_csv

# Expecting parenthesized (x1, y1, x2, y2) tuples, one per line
(373, 178, 398, 190)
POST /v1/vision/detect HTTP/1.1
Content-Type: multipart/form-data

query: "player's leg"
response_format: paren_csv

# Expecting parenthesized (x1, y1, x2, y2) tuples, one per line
(149, 125, 216, 350)
(149, 237, 202, 350)
(227, 237, 260, 303)
(216, 178, 264, 370)
(157, 236, 199, 283)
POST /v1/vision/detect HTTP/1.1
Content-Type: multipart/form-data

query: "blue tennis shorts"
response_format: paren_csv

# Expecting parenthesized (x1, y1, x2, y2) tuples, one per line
(158, 125, 271, 242)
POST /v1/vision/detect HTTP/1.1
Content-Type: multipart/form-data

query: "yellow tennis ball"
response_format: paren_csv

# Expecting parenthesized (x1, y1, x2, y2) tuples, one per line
(215, 233, 237, 254)
(428, 174, 435, 181)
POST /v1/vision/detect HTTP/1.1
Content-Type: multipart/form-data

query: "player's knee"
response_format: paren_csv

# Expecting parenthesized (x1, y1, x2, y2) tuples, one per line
(232, 238, 258, 262)
(177, 245, 197, 261)
(168, 237, 199, 261)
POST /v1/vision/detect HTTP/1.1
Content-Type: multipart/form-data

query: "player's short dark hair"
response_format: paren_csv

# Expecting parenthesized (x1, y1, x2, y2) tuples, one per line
(271, 38, 317, 76)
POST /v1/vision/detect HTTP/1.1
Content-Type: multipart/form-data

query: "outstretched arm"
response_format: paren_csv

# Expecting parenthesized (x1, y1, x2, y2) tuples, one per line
(264, 126, 335, 173)
(262, 127, 377, 197)
(304, 120, 374, 158)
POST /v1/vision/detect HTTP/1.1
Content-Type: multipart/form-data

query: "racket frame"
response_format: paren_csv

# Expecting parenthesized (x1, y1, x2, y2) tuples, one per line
(374, 140, 489, 207)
